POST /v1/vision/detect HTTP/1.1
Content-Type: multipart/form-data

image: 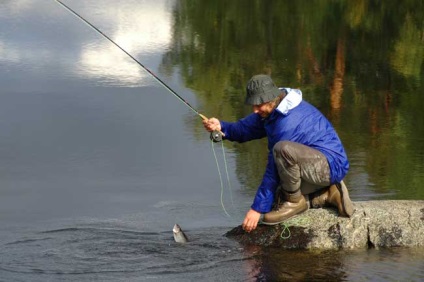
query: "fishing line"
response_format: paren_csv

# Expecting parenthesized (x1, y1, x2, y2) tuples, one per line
(280, 223, 291, 239)
(211, 140, 231, 217)
(221, 141, 235, 208)
(279, 216, 311, 239)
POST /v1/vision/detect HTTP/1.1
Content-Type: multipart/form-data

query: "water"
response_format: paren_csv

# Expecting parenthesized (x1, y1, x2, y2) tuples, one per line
(1, 224, 250, 281)
(1, 0, 424, 281)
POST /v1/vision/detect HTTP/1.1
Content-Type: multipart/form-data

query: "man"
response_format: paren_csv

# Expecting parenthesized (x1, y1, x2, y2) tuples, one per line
(203, 74, 353, 232)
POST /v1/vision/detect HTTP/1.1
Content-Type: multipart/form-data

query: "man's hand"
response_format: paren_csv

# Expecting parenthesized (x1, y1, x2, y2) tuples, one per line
(202, 117, 221, 132)
(242, 208, 261, 232)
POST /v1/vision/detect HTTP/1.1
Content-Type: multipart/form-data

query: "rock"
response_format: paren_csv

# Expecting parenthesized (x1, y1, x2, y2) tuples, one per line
(225, 200, 424, 250)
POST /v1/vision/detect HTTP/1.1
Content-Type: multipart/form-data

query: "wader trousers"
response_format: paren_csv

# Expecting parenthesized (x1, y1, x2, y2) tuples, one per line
(273, 141, 331, 196)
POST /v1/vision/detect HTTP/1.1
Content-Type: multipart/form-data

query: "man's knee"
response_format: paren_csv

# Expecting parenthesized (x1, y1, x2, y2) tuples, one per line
(273, 141, 300, 166)
(273, 141, 294, 153)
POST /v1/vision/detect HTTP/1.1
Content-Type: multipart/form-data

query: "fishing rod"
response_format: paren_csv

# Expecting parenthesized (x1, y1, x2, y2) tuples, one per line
(54, 0, 224, 139)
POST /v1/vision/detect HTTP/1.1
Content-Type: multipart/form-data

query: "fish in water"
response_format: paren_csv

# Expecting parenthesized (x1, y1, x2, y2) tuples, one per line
(173, 224, 188, 243)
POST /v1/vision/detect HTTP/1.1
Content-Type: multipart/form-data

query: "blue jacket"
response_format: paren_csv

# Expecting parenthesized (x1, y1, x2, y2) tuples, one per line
(220, 88, 349, 213)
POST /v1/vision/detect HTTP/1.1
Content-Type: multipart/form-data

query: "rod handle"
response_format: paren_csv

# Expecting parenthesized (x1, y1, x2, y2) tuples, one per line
(199, 113, 225, 137)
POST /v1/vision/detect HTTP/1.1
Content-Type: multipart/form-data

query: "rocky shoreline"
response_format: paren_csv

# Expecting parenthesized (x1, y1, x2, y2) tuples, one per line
(226, 200, 424, 250)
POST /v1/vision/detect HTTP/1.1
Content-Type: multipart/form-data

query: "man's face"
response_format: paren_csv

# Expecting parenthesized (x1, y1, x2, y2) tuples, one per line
(253, 102, 275, 118)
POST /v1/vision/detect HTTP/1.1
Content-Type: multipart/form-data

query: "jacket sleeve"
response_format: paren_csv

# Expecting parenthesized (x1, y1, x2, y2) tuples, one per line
(220, 113, 266, 142)
(250, 151, 279, 213)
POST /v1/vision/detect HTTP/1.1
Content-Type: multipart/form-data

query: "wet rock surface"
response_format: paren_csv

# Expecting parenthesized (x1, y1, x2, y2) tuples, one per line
(226, 200, 424, 250)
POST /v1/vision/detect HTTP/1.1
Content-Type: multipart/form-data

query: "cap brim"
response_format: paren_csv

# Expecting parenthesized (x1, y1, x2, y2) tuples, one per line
(245, 87, 281, 105)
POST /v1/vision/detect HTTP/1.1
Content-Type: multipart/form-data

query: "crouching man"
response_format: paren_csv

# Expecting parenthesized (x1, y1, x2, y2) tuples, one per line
(203, 74, 353, 232)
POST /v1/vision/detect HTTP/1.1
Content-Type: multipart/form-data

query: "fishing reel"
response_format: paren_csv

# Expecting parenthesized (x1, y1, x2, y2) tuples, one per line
(210, 130, 223, 143)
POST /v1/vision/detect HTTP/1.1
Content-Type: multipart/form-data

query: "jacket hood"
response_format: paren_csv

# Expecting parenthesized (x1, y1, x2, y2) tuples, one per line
(276, 88, 303, 115)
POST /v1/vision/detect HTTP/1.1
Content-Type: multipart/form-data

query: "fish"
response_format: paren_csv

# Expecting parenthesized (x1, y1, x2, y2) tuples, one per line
(173, 224, 188, 243)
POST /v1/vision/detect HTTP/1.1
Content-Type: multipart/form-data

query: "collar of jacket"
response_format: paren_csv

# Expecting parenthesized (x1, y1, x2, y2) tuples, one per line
(263, 88, 303, 121)
(276, 88, 303, 115)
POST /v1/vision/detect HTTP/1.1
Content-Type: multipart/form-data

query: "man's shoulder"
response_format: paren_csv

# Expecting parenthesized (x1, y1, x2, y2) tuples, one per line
(295, 100, 323, 115)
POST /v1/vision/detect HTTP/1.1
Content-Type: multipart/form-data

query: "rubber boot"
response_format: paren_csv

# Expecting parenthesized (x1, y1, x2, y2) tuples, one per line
(262, 190, 308, 225)
(311, 180, 354, 217)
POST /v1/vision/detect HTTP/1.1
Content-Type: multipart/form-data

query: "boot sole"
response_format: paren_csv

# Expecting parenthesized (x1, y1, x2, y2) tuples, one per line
(261, 220, 283, 226)
(336, 180, 354, 217)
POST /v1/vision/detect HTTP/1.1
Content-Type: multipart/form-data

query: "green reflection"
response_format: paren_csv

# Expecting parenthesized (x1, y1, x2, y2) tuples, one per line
(161, 0, 424, 199)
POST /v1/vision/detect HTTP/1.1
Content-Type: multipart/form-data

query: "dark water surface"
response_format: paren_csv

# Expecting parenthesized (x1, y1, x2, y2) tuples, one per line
(1, 0, 423, 281)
